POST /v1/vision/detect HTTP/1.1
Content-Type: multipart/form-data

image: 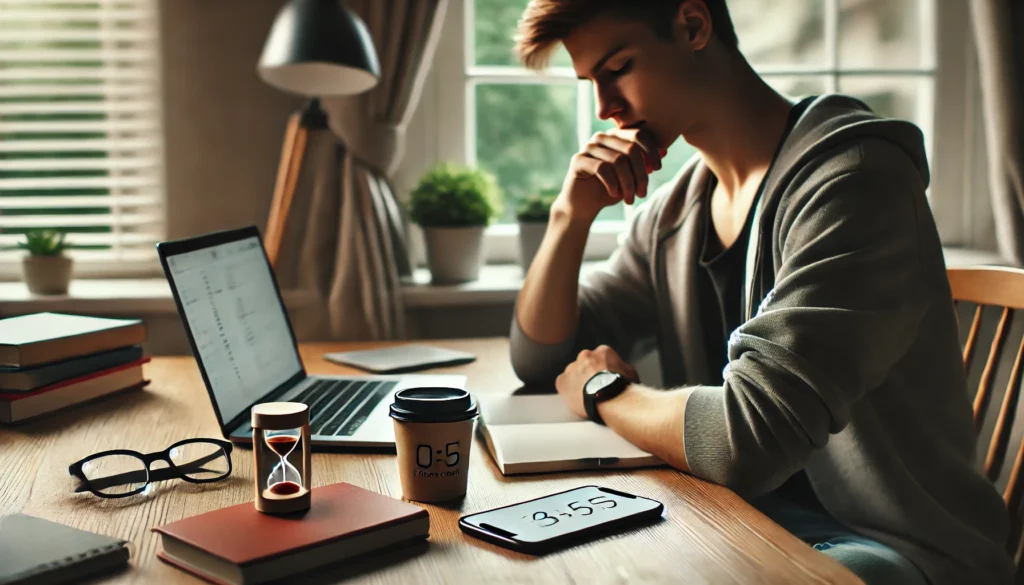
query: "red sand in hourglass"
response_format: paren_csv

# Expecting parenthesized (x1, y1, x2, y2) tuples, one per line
(266, 435, 298, 457)
(269, 481, 302, 495)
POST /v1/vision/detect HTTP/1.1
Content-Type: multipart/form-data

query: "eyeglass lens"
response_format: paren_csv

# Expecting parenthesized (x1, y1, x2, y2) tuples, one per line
(81, 454, 149, 496)
(169, 442, 230, 481)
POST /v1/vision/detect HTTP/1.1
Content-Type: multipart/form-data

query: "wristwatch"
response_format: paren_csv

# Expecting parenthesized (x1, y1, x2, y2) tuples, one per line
(583, 370, 631, 425)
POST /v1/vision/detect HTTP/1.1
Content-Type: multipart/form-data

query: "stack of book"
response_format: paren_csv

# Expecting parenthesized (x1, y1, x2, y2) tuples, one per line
(0, 313, 149, 424)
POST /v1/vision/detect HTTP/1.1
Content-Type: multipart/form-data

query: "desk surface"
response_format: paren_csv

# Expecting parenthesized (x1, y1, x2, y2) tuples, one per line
(0, 339, 860, 584)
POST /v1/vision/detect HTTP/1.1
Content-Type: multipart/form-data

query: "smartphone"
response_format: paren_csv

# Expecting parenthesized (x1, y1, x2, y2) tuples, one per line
(458, 485, 664, 554)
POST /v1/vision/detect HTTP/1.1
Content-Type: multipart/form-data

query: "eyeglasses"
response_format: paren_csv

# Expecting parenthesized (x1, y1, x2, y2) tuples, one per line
(69, 438, 234, 498)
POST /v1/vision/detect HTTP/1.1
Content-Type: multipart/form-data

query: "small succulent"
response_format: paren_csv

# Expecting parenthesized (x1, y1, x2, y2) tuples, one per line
(17, 229, 68, 256)
(515, 188, 559, 223)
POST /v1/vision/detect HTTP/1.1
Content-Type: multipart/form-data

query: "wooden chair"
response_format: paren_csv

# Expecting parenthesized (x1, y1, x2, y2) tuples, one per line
(948, 266, 1024, 570)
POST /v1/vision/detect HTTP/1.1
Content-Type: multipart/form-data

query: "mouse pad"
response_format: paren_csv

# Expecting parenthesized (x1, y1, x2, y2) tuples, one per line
(323, 344, 476, 374)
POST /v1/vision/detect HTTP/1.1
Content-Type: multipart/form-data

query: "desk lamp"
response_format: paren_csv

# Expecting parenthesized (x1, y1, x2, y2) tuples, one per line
(257, 0, 381, 266)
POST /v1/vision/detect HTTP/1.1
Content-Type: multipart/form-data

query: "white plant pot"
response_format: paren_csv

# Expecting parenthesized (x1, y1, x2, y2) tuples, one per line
(517, 221, 547, 272)
(22, 255, 73, 295)
(423, 226, 486, 284)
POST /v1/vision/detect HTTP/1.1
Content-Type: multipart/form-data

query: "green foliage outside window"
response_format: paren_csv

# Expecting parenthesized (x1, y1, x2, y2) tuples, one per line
(0, 20, 114, 253)
(471, 0, 694, 223)
(470, 0, 923, 225)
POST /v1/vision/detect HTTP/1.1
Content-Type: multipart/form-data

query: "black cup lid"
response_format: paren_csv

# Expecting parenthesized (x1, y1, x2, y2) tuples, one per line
(389, 387, 478, 423)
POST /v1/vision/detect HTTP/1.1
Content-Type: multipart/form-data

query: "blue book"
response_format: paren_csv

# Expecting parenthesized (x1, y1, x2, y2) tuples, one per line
(0, 345, 144, 392)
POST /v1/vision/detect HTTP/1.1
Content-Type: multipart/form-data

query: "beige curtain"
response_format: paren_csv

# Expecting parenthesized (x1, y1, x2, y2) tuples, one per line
(971, 0, 1024, 266)
(277, 0, 448, 340)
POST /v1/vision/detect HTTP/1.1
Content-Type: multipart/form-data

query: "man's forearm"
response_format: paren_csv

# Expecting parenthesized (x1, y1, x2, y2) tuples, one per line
(515, 209, 592, 344)
(598, 384, 694, 472)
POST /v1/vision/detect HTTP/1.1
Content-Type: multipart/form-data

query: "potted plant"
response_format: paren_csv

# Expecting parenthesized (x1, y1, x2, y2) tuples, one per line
(18, 229, 73, 295)
(408, 163, 502, 283)
(515, 189, 557, 272)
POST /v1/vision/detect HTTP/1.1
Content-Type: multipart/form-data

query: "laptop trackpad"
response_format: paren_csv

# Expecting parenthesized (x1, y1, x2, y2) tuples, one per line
(323, 344, 476, 374)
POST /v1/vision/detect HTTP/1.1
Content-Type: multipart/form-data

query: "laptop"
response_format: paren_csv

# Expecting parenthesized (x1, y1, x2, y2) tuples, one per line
(156, 226, 466, 448)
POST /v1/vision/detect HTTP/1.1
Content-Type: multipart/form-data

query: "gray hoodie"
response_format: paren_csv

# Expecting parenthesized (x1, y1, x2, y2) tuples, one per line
(510, 95, 1014, 585)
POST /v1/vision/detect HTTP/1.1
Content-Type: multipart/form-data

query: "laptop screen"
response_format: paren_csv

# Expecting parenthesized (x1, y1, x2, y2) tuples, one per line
(164, 235, 303, 425)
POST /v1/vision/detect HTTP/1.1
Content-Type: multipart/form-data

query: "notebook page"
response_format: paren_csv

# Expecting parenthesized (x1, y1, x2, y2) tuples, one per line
(477, 394, 585, 426)
(484, 422, 654, 467)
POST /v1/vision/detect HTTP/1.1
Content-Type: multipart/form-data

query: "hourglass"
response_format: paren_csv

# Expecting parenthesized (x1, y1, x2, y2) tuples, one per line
(251, 402, 311, 514)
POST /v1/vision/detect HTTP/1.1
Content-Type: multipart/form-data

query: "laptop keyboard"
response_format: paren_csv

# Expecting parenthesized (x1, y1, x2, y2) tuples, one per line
(293, 379, 397, 437)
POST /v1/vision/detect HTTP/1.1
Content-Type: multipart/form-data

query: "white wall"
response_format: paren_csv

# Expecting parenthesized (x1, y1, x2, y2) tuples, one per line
(160, 0, 303, 241)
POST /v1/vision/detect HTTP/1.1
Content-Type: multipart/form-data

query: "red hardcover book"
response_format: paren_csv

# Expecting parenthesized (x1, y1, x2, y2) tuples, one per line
(153, 482, 430, 585)
(0, 358, 150, 424)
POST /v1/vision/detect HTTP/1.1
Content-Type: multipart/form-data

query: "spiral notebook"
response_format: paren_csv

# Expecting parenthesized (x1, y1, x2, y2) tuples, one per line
(0, 513, 130, 585)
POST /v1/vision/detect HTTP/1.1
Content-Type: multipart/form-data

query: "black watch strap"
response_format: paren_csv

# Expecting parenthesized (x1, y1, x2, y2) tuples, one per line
(583, 371, 630, 425)
(584, 384, 604, 425)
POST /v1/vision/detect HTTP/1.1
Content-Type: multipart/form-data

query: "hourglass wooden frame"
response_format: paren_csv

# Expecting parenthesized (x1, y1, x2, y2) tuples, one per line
(251, 402, 312, 514)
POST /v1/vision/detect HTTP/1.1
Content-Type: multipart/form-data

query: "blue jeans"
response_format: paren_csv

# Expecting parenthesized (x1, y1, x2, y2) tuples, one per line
(751, 494, 930, 585)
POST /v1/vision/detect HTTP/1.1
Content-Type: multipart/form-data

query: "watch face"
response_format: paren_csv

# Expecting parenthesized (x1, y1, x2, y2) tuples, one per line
(585, 371, 618, 395)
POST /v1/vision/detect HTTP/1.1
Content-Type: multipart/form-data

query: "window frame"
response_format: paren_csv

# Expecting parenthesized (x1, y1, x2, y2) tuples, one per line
(409, 0, 974, 265)
(0, 0, 168, 281)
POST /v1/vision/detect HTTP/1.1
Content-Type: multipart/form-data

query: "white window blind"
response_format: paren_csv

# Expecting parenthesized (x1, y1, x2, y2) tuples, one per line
(0, 0, 165, 275)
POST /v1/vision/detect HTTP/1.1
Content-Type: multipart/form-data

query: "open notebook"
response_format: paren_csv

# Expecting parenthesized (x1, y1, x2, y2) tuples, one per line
(477, 394, 664, 475)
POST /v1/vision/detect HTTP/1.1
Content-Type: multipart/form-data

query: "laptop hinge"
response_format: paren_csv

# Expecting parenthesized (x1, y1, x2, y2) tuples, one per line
(224, 374, 309, 435)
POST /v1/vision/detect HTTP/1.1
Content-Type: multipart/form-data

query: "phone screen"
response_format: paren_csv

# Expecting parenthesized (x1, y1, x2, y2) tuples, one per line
(461, 485, 662, 544)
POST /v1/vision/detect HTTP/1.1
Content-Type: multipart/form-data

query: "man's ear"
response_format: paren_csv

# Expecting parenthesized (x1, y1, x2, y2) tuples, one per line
(675, 0, 713, 51)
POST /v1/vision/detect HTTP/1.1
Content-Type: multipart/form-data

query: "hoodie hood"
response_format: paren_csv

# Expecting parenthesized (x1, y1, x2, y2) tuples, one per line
(764, 94, 931, 204)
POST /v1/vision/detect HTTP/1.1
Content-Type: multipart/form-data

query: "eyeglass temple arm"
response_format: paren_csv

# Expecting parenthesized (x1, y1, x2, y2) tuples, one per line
(74, 452, 225, 493)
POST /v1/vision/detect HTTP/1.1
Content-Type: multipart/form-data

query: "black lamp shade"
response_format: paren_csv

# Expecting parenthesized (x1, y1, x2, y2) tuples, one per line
(258, 0, 381, 96)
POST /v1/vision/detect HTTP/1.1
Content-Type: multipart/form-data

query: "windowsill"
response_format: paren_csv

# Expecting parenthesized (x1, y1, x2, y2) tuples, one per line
(0, 247, 1008, 315)
(401, 262, 608, 309)
(401, 247, 1011, 309)
(401, 265, 526, 308)
(0, 279, 178, 315)
(941, 247, 1007, 267)
(0, 279, 321, 316)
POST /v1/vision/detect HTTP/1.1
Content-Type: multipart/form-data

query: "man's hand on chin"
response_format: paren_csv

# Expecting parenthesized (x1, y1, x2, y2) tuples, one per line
(555, 345, 638, 419)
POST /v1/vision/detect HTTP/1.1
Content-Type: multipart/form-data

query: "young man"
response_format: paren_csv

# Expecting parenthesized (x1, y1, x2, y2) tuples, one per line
(510, 1, 1013, 584)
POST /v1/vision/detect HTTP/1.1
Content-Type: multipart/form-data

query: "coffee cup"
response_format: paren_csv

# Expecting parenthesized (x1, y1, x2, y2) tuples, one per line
(389, 387, 478, 503)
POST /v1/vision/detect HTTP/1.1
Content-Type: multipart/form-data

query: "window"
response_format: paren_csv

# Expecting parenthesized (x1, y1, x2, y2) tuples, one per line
(422, 0, 960, 263)
(0, 0, 166, 279)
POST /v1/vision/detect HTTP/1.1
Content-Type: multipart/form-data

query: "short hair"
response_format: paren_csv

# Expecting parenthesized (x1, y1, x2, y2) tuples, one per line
(515, 0, 739, 70)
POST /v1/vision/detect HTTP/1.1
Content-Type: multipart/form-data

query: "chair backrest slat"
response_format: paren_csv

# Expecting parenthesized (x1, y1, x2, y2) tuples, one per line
(1006, 430, 1024, 516)
(964, 305, 984, 372)
(986, 330, 1024, 480)
(948, 266, 1024, 567)
(975, 307, 1012, 428)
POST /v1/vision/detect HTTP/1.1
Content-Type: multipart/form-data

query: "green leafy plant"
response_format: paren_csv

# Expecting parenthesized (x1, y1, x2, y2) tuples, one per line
(17, 229, 68, 257)
(515, 188, 559, 223)
(408, 163, 502, 227)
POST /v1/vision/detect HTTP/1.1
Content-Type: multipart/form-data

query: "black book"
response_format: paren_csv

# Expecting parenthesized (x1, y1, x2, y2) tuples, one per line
(0, 514, 129, 585)
(0, 345, 144, 392)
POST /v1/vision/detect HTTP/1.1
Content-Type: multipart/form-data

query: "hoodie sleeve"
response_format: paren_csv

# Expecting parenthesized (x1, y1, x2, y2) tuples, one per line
(683, 156, 934, 496)
(510, 199, 662, 385)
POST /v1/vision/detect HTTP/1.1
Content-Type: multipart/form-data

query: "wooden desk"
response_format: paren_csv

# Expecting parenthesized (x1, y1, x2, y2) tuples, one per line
(0, 339, 861, 584)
